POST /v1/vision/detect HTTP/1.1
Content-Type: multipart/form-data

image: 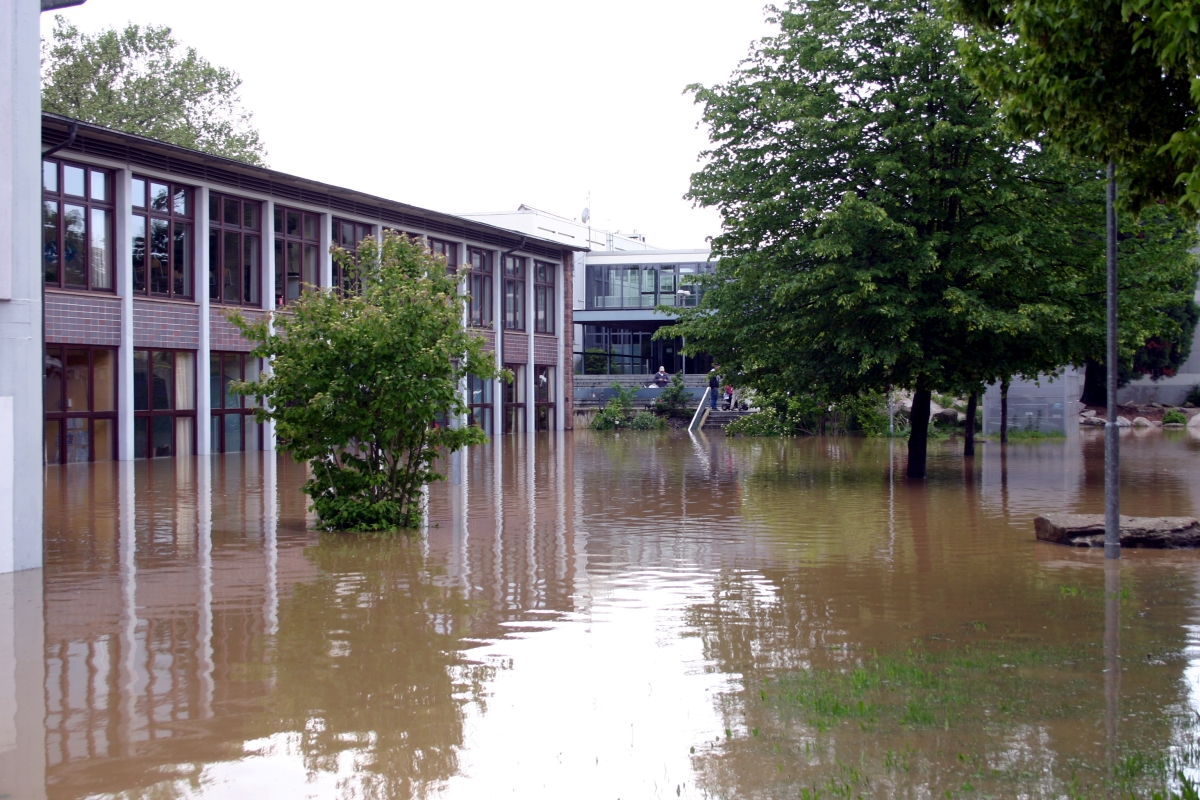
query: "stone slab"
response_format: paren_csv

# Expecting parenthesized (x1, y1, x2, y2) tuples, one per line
(1035, 513, 1200, 548)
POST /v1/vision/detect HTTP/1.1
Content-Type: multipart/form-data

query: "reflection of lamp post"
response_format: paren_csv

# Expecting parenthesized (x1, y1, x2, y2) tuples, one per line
(1105, 558, 1121, 778)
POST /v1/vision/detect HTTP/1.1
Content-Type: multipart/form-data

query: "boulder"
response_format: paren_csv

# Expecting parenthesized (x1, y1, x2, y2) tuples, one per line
(1132, 416, 1153, 428)
(1035, 514, 1200, 548)
(1081, 410, 1097, 418)
(1116, 416, 1132, 428)
(932, 408, 960, 425)
(1081, 416, 1106, 427)
(1189, 413, 1200, 429)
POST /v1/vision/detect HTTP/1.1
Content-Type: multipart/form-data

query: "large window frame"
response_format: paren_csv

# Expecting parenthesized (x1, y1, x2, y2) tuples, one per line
(534, 365, 555, 431)
(209, 351, 262, 453)
(428, 238, 460, 273)
(42, 159, 115, 293)
(131, 176, 194, 300)
(209, 192, 262, 307)
(503, 255, 526, 331)
(534, 260, 555, 334)
(466, 373, 494, 435)
(332, 218, 373, 296)
(133, 349, 196, 459)
(44, 345, 118, 464)
(468, 247, 493, 328)
(274, 206, 322, 307)
(503, 364, 525, 434)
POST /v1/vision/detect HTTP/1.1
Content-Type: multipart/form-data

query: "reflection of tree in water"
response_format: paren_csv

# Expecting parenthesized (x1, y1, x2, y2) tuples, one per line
(255, 535, 495, 800)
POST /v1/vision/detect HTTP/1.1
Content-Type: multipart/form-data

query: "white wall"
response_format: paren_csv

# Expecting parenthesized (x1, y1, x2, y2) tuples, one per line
(0, 0, 44, 573)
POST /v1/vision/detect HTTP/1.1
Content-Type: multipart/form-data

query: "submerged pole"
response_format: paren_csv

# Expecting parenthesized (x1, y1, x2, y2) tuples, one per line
(1104, 160, 1120, 559)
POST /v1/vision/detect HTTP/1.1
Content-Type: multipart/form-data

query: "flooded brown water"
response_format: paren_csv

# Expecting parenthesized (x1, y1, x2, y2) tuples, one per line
(16, 428, 1200, 798)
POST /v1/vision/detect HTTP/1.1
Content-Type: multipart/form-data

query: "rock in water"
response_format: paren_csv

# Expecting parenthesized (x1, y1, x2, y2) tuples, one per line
(1189, 413, 1200, 429)
(1132, 416, 1153, 428)
(1035, 514, 1200, 548)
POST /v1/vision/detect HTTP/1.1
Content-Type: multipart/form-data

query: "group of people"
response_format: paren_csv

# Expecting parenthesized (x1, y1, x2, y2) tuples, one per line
(648, 366, 738, 411)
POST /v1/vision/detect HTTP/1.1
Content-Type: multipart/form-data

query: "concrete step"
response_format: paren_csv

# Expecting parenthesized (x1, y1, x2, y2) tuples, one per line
(702, 410, 753, 429)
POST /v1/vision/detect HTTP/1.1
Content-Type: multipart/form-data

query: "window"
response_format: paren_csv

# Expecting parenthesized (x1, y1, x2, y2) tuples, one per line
(209, 193, 262, 306)
(333, 218, 373, 295)
(534, 261, 555, 334)
(466, 373, 493, 435)
(503, 255, 526, 331)
(428, 238, 459, 273)
(42, 159, 114, 292)
(503, 364, 525, 434)
(44, 346, 117, 463)
(133, 349, 195, 458)
(534, 365, 555, 431)
(210, 352, 262, 453)
(130, 177, 194, 299)
(468, 248, 493, 328)
(274, 206, 321, 306)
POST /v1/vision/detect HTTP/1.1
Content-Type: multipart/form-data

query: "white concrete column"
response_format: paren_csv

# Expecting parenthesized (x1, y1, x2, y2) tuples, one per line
(0, 567, 46, 799)
(114, 169, 135, 461)
(197, 456, 214, 716)
(263, 450, 278, 636)
(118, 459, 137, 741)
(555, 259, 565, 431)
(493, 248, 504, 435)
(261, 200, 276, 452)
(195, 186, 211, 455)
(319, 212, 333, 291)
(526, 255, 535, 435)
(0, 0, 43, 571)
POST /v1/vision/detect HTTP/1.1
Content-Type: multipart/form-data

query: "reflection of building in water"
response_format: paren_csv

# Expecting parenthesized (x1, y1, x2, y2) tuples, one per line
(38, 440, 585, 798)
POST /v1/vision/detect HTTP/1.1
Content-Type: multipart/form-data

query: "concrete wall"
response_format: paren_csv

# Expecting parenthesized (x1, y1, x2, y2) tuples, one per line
(982, 368, 1082, 436)
(0, 0, 43, 573)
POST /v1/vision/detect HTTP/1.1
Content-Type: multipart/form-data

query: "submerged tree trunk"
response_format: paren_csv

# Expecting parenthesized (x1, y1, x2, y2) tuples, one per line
(964, 390, 978, 457)
(1000, 380, 1010, 444)
(906, 386, 932, 479)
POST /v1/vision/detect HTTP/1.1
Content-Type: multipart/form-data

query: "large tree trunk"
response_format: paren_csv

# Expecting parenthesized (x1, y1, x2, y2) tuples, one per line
(964, 390, 978, 457)
(1000, 380, 1010, 445)
(906, 386, 932, 479)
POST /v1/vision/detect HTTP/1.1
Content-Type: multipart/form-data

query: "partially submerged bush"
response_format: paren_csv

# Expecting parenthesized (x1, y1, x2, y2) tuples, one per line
(630, 410, 667, 430)
(653, 372, 694, 418)
(232, 231, 499, 532)
(1163, 408, 1188, 425)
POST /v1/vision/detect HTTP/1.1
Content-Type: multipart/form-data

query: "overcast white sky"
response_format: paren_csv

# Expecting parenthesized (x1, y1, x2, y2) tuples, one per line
(42, 1, 773, 249)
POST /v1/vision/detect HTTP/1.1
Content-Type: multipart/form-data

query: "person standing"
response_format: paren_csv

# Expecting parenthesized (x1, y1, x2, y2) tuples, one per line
(708, 371, 720, 409)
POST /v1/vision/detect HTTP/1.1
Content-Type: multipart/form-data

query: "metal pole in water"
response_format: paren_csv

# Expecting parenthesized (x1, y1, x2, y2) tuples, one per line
(1104, 159, 1121, 560)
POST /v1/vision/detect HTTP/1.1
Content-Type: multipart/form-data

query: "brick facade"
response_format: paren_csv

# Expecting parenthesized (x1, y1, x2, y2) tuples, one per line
(44, 292, 122, 346)
(210, 307, 263, 352)
(133, 300, 200, 349)
(533, 335, 558, 365)
(472, 328, 496, 355)
(501, 333, 527, 365)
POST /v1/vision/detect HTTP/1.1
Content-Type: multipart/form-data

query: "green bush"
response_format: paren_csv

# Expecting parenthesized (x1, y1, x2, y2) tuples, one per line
(1163, 408, 1188, 425)
(629, 410, 667, 430)
(726, 410, 795, 436)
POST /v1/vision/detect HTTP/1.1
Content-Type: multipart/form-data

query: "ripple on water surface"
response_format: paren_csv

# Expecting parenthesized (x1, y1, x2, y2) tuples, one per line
(28, 429, 1200, 799)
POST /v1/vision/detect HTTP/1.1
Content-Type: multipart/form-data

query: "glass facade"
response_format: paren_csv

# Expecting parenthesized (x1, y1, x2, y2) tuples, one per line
(210, 352, 262, 453)
(274, 206, 321, 307)
(133, 349, 195, 459)
(42, 159, 115, 292)
(333, 218, 372, 296)
(44, 345, 118, 464)
(209, 192, 262, 306)
(466, 373, 493, 435)
(132, 177, 194, 299)
(503, 364, 525, 434)
(534, 365, 555, 432)
(577, 323, 711, 375)
(468, 247, 493, 328)
(585, 262, 710, 310)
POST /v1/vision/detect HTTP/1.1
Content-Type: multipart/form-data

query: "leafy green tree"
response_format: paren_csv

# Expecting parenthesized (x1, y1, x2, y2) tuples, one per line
(664, 0, 1198, 477)
(952, 0, 1200, 212)
(232, 232, 498, 531)
(41, 17, 267, 165)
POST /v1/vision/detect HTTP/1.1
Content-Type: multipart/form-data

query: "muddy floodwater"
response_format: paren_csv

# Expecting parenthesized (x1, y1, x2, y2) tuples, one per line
(16, 429, 1200, 798)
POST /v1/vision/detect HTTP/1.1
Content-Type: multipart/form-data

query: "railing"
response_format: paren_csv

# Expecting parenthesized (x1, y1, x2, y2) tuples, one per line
(688, 388, 711, 432)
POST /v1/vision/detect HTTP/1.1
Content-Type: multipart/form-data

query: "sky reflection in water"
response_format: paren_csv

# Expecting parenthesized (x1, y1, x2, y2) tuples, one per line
(21, 428, 1200, 799)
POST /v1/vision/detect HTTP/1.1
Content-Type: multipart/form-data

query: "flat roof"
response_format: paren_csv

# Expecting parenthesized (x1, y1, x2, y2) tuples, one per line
(41, 114, 585, 260)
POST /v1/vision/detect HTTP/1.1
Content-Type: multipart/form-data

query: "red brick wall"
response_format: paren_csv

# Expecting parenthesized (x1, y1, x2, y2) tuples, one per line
(44, 292, 121, 346)
(472, 328, 496, 355)
(534, 335, 558, 365)
(210, 307, 263, 352)
(133, 300, 199, 349)
(502, 332, 527, 365)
